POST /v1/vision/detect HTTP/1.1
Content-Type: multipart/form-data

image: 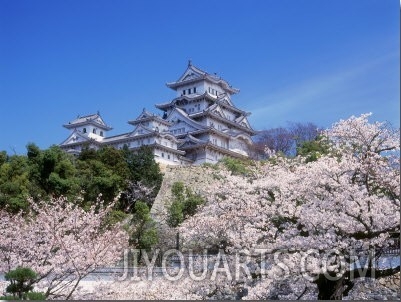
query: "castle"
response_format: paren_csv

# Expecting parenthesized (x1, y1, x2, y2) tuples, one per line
(59, 62, 256, 165)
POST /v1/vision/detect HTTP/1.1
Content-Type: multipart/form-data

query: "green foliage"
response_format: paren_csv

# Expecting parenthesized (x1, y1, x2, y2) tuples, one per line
(77, 146, 98, 161)
(24, 291, 47, 300)
(182, 189, 205, 217)
(4, 267, 38, 300)
(220, 157, 251, 176)
(130, 201, 158, 251)
(171, 182, 185, 202)
(0, 154, 31, 212)
(133, 200, 151, 221)
(166, 182, 205, 227)
(138, 226, 159, 251)
(167, 200, 184, 228)
(296, 135, 331, 163)
(0, 144, 163, 254)
(98, 146, 130, 179)
(116, 145, 163, 212)
(0, 150, 7, 166)
(105, 209, 129, 226)
(26, 144, 80, 199)
(123, 145, 163, 195)
(201, 162, 219, 170)
(75, 150, 125, 205)
(0, 291, 47, 300)
(0, 295, 17, 300)
(0, 143, 163, 214)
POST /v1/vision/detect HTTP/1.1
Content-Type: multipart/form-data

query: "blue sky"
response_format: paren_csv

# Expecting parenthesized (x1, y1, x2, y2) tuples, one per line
(0, 0, 399, 154)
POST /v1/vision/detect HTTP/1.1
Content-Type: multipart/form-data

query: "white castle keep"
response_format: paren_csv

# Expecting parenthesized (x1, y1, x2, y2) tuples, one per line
(60, 62, 256, 165)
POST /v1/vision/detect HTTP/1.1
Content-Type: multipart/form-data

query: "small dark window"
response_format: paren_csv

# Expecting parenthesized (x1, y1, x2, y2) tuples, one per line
(188, 88, 191, 94)
(100, 131, 103, 137)
(193, 87, 196, 93)
(93, 129, 96, 134)
(83, 128, 87, 133)
(183, 90, 186, 95)
(168, 154, 170, 160)
(162, 152, 164, 158)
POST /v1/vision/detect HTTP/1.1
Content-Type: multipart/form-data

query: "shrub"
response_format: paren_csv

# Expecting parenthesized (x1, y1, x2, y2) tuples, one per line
(3, 267, 46, 300)
(166, 182, 205, 227)
(220, 157, 250, 175)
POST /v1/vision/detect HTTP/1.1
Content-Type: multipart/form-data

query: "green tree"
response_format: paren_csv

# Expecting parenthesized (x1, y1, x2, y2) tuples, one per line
(0, 155, 31, 212)
(220, 157, 250, 176)
(0, 150, 8, 166)
(98, 146, 130, 179)
(26, 144, 80, 198)
(3, 267, 45, 300)
(75, 158, 122, 206)
(296, 135, 331, 162)
(123, 145, 163, 198)
(130, 201, 158, 251)
(166, 182, 205, 227)
(167, 200, 184, 228)
(118, 145, 163, 213)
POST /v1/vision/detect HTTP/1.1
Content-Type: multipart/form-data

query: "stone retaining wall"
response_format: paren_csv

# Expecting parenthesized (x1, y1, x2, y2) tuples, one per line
(150, 164, 217, 224)
(150, 164, 219, 250)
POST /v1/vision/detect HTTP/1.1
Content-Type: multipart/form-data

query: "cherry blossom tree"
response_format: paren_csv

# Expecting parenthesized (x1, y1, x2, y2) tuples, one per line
(0, 195, 129, 299)
(178, 113, 400, 299)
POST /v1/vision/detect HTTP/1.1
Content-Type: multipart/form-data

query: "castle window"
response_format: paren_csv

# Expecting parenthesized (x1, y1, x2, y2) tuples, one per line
(168, 154, 170, 160)
(93, 129, 96, 134)
(83, 128, 87, 133)
(193, 87, 196, 93)
(100, 131, 104, 137)
(183, 90, 186, 95)
(188, 88, 191, 94)
(162, 152, 164, 158)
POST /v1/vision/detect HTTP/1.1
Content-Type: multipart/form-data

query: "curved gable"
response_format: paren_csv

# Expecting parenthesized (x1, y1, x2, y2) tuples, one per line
(60, 130, 90, 146)
(166, 107, 206, 131)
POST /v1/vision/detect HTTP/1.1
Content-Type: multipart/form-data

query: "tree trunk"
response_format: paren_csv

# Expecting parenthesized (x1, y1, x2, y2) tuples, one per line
(315, 266, 401, 300)
(316, 274, 345, 300)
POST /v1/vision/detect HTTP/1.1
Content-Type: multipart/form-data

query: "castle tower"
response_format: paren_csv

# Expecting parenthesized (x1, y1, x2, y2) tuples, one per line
(60, 113, 112, 155)
(155, 61, 255, 164)
(60, 62, 256, 165)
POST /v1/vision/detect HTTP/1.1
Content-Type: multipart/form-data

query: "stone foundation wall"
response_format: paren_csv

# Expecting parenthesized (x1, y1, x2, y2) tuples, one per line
(150, 164, 219, 250)
(150, 164, 217, 223)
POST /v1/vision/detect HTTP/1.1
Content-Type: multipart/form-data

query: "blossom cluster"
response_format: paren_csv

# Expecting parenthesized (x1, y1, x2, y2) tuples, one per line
(0, 196, 129, 299)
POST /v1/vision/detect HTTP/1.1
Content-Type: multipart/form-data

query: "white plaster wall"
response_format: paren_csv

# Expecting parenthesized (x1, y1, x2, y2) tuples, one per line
(177, 84, 200, 97)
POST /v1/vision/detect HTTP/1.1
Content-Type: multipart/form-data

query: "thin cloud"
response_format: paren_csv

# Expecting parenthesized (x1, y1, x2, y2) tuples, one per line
(249, 51, 399, 128)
